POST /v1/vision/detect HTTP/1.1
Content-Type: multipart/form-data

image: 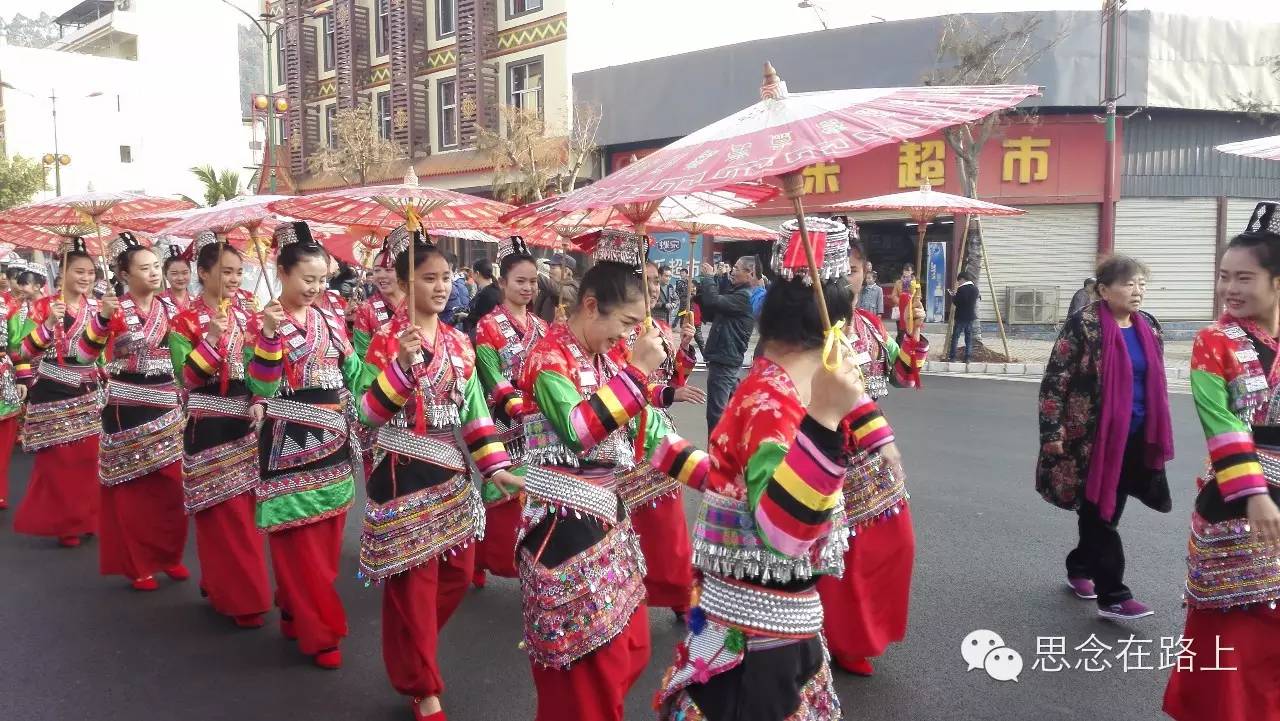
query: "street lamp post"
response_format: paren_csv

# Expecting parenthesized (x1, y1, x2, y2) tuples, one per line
(1, 82, 101, 197)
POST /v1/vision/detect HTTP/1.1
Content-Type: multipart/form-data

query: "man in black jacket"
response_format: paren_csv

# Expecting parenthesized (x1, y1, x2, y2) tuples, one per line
(947, 271, 981, 362)
(698, 255, 758, 433)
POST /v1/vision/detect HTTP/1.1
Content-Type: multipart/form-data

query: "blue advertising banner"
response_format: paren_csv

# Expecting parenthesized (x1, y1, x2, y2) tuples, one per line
(648, 232, 704, 277)
(926, 241, 947, 323)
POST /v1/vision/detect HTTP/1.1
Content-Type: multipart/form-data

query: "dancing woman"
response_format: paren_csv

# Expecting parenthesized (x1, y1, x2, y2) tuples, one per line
(169, 232, 272, 628)
(247, 222, 359, 670)
(1164, 204, 1280, 721)
(160, 243, 192, 313)
(13, 238, 103, 548)
(815, 223, 925, 677)
(471, 236, 546, 586)
(0, 265, 26, 511)
(655, 233, 890, 721)
(515, 231, 669, 721)
(352, 230, 406, 360)
(356, 230, 519, 721)
(80, 233, 189, 591)
(611, 258, 704, 617)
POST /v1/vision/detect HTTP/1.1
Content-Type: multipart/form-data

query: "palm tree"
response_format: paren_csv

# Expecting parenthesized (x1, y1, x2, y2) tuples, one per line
(191, 165, 242, 206)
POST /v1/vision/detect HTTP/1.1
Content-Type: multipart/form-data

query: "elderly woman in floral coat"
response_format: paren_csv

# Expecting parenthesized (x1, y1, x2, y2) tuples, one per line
(1036, 255, 1174, 621)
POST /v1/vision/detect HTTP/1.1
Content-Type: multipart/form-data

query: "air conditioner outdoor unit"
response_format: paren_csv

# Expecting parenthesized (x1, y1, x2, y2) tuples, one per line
(1005, 286, 1060, 324)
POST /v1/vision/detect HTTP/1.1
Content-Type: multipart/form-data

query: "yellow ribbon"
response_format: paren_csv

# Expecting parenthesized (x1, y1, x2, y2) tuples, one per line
(821, 320, 846, 372)
(405, 205, 421, 233)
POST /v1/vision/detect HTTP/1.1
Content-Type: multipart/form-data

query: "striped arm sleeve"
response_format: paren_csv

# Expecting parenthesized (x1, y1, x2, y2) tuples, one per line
(460, 371, 512, 475)
(1191, 364, 1267, 502)
(648, 382, 676, 408)
(651, 433, 710, 490)
(19, 323, 53, 361)
(247, 334, 283, 385)
(183, 337, 222, 387)
(567, 365, 648, 453)
(76, 313, 111, 363)
(890, 334, 928, 388)
(13, 360, 32, 383)
(674, 347, 696, 386)
(845, 394, 894, 452)
(751, 416, 847, 558)
(359, 357, 413, 427)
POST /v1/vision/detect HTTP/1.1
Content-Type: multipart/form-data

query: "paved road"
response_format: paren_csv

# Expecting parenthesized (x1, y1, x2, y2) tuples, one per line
(0, 376, 1206, 721)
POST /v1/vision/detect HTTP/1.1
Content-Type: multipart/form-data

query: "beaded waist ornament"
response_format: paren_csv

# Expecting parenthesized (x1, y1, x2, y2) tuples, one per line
(374, 425, 468, 471)
(659, 653, 841, 721)
(358, 472, 485, 583)
(841, 450, 907, 534)
(183, 430, 258, 514)
(522, 464, 624, 527)
(1184, 447, 1280, 611)
(37, 360, 100, 388)
(517, 520, 646, 669)
(523, 412, 634, 470)
(100, 406, 184, 486)
(692, 491, 847, 583)
(21, 391, 101, 452)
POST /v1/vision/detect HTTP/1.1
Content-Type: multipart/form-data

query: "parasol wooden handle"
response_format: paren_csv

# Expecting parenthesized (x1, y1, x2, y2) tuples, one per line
(780, 173, 831, 331)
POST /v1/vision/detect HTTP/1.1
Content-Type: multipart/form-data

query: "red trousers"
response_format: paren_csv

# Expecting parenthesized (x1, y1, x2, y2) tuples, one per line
(270, 512, 348, 655)
(382, 544, 475, 698)
(193, 493, 271, 617)
(14, 435, 100, 538)
(98, 462, 188, 581)
(631, 494, 694, 611)
(475, 498, 521, 578)
(1164, 604, 1280, 721)
(0, 415, 18, 503)
(530, 605, 651, 721)
(818, 505, 915, 665)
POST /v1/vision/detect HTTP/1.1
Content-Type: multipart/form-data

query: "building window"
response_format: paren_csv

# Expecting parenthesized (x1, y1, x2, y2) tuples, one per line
(326, 105, 338, 148)
(119, 145, 133, 163)
(375, 0, 390, 57)
(506, 0, 542, 18)
(436, 0, 455, 39)
(322, 14, 335, 71)
(276, 28, 286, 86)
(508, 58, 543, 115)
(377, 91, 392, 139)
(438, 79, 458, 149)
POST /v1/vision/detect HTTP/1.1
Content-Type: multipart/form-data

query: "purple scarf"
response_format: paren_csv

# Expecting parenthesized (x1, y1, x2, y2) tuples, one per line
(1086, 302, 1175, 521)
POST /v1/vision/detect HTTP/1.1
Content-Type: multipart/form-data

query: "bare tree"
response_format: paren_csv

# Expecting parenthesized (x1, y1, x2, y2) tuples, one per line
(923, 14, 1066, 351)
(1231, 54, 1280, 129)
(307, 102, 404, 187)
(473, 102, 602, 204)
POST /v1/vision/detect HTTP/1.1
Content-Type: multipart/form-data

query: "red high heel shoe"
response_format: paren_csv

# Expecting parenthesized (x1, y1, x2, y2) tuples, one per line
(842, 657, 875, 677)
(313, 647, 342, 670)
(164, 564, 191, 581)
(0, 497, 8, 510)
(132, 577, 159, 592)
(280, 613, 298, 640)
(411, 698, 446, 721)
(57, 535, 81, 548)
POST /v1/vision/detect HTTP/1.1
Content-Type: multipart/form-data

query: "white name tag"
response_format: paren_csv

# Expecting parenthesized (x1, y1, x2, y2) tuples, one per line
(1236, 349, 1260, 363)
(1245, 375, 1270, 393)
(579, 369, 597, 387)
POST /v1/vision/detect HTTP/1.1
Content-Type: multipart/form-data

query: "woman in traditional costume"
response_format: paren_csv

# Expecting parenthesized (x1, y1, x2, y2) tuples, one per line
(515, 231, 670, 721)
(12, 238, 103, 547)
(654, 229, 889, 721)
(169, 232, 272, 628)
(248, 221, 359, 670)
(1037, 254, 1175, 620)
(160, 243, 192, 313)
(609, 257, 704, 618)
(352, 230, 406, 360)
(79, 233, 189, 591)
(471, 236, 546, 588)
(356, 229, 519, 720)
(813, 221, 925, 677)
(0, 261, 26, 511)
(1163, 203, 1280, 721)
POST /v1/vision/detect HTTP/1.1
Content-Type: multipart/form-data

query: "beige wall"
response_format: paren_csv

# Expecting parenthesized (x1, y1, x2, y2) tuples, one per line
(496, 0, 565, 32)
(498, 44, 570, 136)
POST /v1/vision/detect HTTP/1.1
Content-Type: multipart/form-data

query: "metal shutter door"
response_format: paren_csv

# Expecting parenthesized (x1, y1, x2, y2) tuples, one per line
(1115, 198, 1216, 321)
(977, 204, 1099, 322)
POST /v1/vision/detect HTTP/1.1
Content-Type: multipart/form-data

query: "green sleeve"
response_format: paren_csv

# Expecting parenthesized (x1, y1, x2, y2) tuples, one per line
(743, 441, 789, 513)
(475, 344, 505, 397)
(341, 352, 363, 392)
(532, 370, 590, 453)
(353, 329, 372, 365)
(1190, 368, 1251, 440)
(8, 313, 31, 354)
(461, 368, 494, 426)
(169, 332, 193, 384)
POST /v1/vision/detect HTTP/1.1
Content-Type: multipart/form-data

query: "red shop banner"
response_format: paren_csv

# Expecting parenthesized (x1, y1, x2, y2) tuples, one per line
(608, 114, 1116, 214)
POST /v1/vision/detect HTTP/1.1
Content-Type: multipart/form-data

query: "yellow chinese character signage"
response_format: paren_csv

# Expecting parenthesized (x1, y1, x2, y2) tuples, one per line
(898, 140, 945, 188)
(1002, 136, 1051, 184)
(801, 161, 841, 195)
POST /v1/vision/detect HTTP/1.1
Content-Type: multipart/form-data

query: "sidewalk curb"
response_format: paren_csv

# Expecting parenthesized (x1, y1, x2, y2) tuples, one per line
(923, 361, 1189, 378)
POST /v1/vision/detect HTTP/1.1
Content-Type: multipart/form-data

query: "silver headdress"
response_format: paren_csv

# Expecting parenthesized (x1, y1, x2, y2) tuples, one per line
(773, 217, 851, 283)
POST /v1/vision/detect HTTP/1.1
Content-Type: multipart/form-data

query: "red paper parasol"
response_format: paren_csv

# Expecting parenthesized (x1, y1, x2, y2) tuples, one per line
(1215, 135, 1280, 161)
(834, 183, 1025, 350)
(0, 223, 113, 253)
(555, 63, 1038, 339)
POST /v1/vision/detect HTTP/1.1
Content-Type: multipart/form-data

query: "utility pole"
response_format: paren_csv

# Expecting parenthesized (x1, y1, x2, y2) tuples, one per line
(1098, 0, 1127, 259)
